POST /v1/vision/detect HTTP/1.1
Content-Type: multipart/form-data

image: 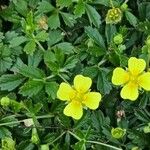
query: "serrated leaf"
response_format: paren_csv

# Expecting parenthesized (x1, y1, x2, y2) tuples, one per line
(9, 36, 27, 48)
(54, 42, 74, 54)
(48, 13, 60, 29)
(85, 4, 101, 28)
(85, 26, 106, 49)
(13, 0, 28, 16)
(64, 56, 78, 69)
(0, 127, 12, 138)
(48, 30, 63, 46)
(0, 74, 25, 91)
(23, 40, 36, 55)
(0, 57, 12, 74)
(60, 12, 76, 27)
(56, 0, 72, 7)
(35, 31, 49, 42)
(19, 80, 44, 97)
(97, 70, 112, 94)
(37, 0, 54, 13)
(74, 1, 85, 18)
(125, 11, 138, 27)
(17, 65, 45, 79)
(45, 82, 59, 99)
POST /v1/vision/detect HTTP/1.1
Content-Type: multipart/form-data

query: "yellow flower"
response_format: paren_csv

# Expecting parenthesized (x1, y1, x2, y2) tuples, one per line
(112, 57, 150, 101)
(57, 75, 101, 120)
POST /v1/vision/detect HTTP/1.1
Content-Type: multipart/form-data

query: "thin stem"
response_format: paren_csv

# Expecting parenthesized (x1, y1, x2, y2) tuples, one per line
(44, 75, 55, 80)
(58, 74, 68, 83)
(35, 40, 45, 52)
(87, 140, 122, 150)
(48, 132, 66, 145)
(68, 131, 81, 141)
(110, 0, 114, 8)
(0, 114, 54, 127)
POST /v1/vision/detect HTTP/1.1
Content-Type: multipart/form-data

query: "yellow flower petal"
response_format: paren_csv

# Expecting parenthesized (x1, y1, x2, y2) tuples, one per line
(120, 82, 139, 101)
(138, 72, 150, 90)
(63, 101, 83, 120)
(128, 57, 146, 76)
(74, 75, 92, 93)
(57, 82, 75, 101)
(82, 92, 101, 110)
(112, 67, 129, 85)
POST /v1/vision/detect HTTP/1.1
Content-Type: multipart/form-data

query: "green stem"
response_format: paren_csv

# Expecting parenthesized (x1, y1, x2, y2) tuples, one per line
(68, 131, 81, 141)
(58, 74, 68, 83)
(87, 140, 122, 150)
(110, 0, 114, 8)
(48, 132, 66, 145)
(0, 114, 54, 127)
(147, 52, 150, 71)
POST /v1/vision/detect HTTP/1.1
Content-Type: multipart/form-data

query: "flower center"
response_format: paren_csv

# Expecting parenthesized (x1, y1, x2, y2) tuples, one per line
(129, 73, 138, 84)
(71, 91, 85, 102)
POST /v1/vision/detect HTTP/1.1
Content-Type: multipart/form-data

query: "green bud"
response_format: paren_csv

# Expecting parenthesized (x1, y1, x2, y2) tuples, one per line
(121, 3, 128, 11)
(143, 125, 150, 133)
(118, 44, 126, 53)
(1, 97, 10, 107)
(2, 137, 16, 150)
(111, 127, 126, 139)
(146, 36, 150, 47)
(26, 25, 32, 31)
(87, 39, 94, 48)
(41, 144, 49, 150)
(113, 34, 123, 45)
(131, 147, 141, 150)
(31, 128, 40, 144)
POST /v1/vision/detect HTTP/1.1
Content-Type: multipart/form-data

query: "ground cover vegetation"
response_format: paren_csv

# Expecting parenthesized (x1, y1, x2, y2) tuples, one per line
(0, 0, 150, 149)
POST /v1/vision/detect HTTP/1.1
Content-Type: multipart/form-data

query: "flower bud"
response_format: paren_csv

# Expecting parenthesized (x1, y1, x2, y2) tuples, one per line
(1, 97, 10, 107)
(31, 128, 40, 144)
(121, 3, 128, 11)
(111, 127, 126, 139)
(41, 144, 49, 150)
(2, 137, 16, 150)
(143, 125, 150, 133)
(113, 34, 123, 45)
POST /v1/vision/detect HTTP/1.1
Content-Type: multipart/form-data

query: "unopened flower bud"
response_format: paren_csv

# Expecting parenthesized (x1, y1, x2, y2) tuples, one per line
(1, 97, 10, 107)
(111, 127, 126, 139)
(113, 34, 123, 45)
(121, 3, 128, 11)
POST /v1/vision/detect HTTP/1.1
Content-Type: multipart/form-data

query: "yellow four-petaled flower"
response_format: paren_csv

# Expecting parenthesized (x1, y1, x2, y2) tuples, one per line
(57, 75, 101, 120)
(112, 57, 150, 100)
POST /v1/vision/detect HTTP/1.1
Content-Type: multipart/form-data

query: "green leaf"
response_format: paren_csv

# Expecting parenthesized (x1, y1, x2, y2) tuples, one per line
(45, 82, 59, 99)
(37, 0, 54, 13)
(60, 12, 76, 27)
(63, 56, 78, 69)
(85, 26, 106, 49)
(13, 0, 28, 16)
(85, 4, 101, 28)
(125, 11, 138, 27)
(0, 74, 25, 91)
(56, 0, 72, 7)
(74, 1, 85, 18)
(105, 24, 117, 44)
(54, 42, 74, 54)
(17, 65, 45, 79)
(0, 57, 12, 74)
(0, 127, 12, 139)
(48, 30, 63, 46)
(35, 31, 49, 42)
(19, 80, 44, 97)
(73, 140, 86, 150)
(48, 12, 60, 29)
(9, 36, 27, 48)
(23, 40, 36, 55)
(97, 69, 112, 94)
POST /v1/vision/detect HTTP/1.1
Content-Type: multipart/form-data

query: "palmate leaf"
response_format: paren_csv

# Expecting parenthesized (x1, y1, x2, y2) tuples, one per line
(19, 80, 44, 97)
(56, 0, 72, 7)
(0, 57, 12, 74)
(0, 74, 25, 91)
